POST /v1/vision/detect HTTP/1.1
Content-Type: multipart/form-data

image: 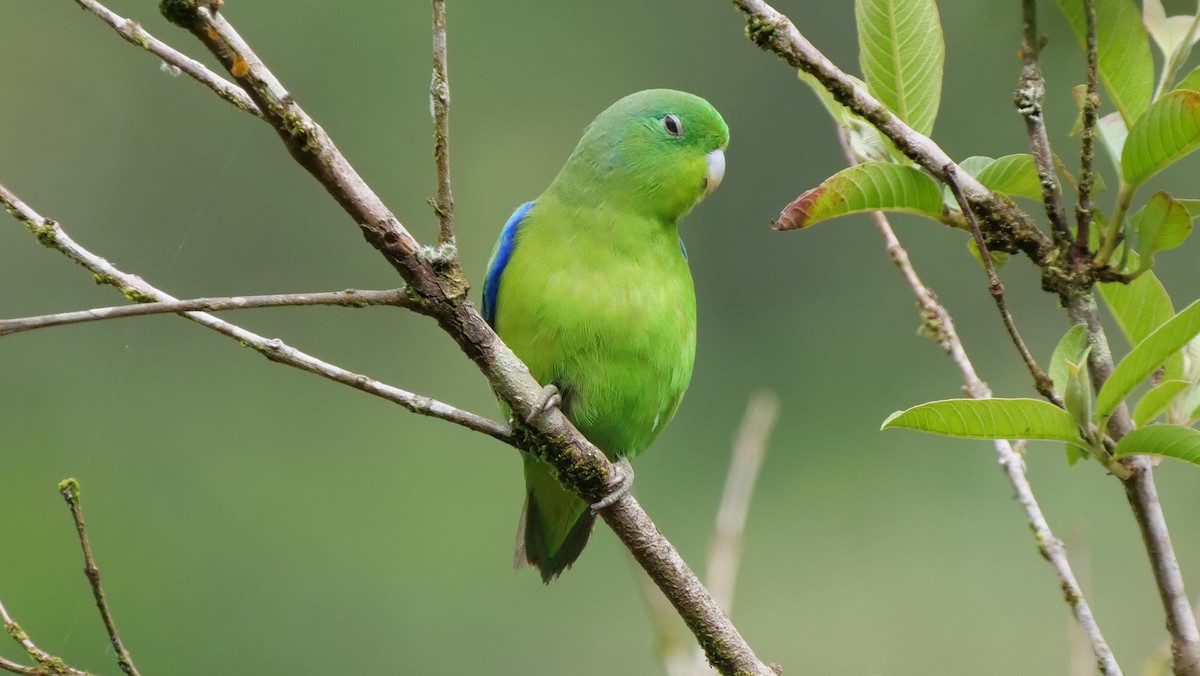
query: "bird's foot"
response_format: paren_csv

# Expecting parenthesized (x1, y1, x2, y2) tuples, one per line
(524, 384, 562, 426)
(590, 457, 634, 513)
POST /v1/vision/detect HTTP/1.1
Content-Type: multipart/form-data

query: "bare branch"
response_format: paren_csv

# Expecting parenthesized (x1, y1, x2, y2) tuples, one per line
(1016, 0, 1072, 246)
(1073, 0, 1099, 257)
(0, 289, 409, 337)
(59, 479, 140, 676)
(0, 182, 512, 444)
(0, 598, 88, 676)
(429, 0, 456, 251)
(944, 167, 1063, 408)
(74, 0, 262, 119)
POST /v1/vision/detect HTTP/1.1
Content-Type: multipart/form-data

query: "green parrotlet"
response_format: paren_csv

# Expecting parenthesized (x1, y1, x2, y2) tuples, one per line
(483, 89, 729, 582)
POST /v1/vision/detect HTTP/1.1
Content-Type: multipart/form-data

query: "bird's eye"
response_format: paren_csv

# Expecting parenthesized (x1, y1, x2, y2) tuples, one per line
(661, 114, 684, 137)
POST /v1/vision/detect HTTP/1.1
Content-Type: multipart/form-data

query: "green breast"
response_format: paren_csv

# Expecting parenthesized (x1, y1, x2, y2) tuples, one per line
(494, 200, 696, 459)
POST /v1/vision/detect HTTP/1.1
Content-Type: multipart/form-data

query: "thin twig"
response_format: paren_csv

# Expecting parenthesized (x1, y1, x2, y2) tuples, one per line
(1073, 0, 1100, 258)
(0, 182, 512, 445)
(1016, 0, 1073, 246)
(73, 0, 262, 119)
(707, 391, 778, 617)
(429, 0, 456, 250)
(0, 289, 409, 337)
(944, 167, 1063, 408)
(0, 655, 38, 676)
(0, 598, 88, 676)
(831, 129, 1122, 674)
(59, 479, 140, 676)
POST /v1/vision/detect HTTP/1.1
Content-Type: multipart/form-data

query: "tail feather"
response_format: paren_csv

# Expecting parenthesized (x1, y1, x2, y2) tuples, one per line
(515, 457, 596, 583)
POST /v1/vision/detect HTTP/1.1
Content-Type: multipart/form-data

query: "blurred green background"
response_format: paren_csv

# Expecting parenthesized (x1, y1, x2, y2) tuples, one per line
(4, 1, 1200, 674)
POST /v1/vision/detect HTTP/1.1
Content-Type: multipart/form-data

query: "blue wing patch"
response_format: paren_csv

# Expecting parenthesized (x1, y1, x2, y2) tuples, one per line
(679, 236, 688, 261)
(483, 201, 535, 328)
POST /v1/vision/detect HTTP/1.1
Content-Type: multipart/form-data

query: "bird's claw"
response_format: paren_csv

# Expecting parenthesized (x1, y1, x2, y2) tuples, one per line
(590, 457, 634, 513)
(524, 384, 562, 426)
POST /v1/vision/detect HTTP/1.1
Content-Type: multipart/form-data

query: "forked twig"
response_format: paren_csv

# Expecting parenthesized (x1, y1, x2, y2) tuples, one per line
(0, 597, 88, 676)
(59, 479, 141, 676)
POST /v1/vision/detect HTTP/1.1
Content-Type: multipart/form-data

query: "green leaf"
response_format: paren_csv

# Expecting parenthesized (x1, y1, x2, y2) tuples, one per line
(774, 162, 944, 230)
(974, 154, 1043, 201)
(856, 0, 944, 135)
(1099, 254, 1176, 345)
(1132, 191, 1193, 271)
(1113, 424, 1200, 465)
(1174, 65, 1200, 93)
(1177, 198, 1200, 217)
(1056, 0, 1154, 126)
(1133, 379, 1191, 426)
(966, 238, 1009, 270)
(1095, 300, 1200, 423)
(882, 398, 1086, 447)
(1121, 89, 1200, 187)
(1050, 323, 1090, 395)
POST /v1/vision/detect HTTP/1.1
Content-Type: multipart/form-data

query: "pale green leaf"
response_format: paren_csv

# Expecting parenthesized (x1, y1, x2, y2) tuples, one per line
(882, 398, 1086, 447)
(775, 162, 944, 230)
(1096, 300, 1200, 422)
(1144, 0, 1200, 63)
(1133, 380, 1191, 426)
(1056, 0, 1154, 125)
(1174, 65, 1200, 93)
(1113, 424, 1200, 465)
(1122, 89, 1200, 187)
(856, 0, 944, 135)
(1097, 112, 1129, 176)
(974, 154, 1043, 201)
(1050, 323, 1090, 395)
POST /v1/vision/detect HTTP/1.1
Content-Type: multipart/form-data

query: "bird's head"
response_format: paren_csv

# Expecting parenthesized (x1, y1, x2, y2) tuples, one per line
(550, 89, 729, 223)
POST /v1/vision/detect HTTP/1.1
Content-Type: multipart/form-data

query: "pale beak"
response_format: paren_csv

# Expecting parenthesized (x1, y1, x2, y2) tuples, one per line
(704, 148, 726, 196)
